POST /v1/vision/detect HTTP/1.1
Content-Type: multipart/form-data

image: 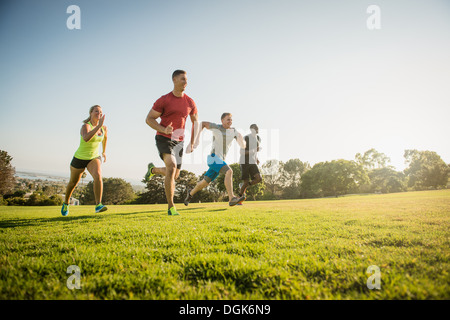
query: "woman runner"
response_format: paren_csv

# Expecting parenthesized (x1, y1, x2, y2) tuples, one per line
(61, 105, 108, 216)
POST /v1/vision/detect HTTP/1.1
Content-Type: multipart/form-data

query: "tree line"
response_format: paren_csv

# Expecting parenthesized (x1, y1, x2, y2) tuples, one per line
(1, 148, 449, 206)
(135, 148, 449, 203)
(262, 149, 449, 199)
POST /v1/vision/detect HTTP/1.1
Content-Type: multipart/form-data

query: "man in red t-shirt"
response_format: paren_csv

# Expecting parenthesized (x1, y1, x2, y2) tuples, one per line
(145, 70, 199, 216)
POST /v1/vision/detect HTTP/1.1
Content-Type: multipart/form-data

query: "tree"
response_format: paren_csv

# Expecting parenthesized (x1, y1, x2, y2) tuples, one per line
(25, 193, 63, 206)
(369, 168, 406, 193)
(0, 150, 15, 196)
(81, 178, 136, 205)
(300, 159, 369, 198)
(355, 148, 391, 170)
(404, 149, 449, 190)
(134, 175, 166, 204)
(260, 159, 282, 199)
(279, 159, 310, 199)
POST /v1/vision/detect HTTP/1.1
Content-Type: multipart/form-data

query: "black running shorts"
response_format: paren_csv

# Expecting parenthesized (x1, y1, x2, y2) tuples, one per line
(70, 156, 101, 169)
(240, 164, 260, 181)
(155, 135, 184, 169)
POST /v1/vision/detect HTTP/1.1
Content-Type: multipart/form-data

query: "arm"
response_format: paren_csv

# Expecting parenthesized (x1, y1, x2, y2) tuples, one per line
(188, 113, 199, 152)
(146, 109, 173, 135)
(80, 115, 105, 142)
(201, 121, 211, 130)
(236, 131, 246, 149)
(102, 126, 108, 162)
(186, 120, 211, 154)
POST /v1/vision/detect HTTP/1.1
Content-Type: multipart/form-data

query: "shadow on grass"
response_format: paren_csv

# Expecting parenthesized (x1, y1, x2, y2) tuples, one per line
(0, 209, 170, 229)
(0, 205, 232, 229)
(180, 207, 207, 211)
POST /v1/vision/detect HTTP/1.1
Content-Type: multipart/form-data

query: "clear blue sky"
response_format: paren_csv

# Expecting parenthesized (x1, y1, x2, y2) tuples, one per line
(1, 0, 449, 185)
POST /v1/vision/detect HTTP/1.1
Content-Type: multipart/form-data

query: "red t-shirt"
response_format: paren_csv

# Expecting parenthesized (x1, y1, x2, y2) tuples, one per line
(152, 92, 198, 141)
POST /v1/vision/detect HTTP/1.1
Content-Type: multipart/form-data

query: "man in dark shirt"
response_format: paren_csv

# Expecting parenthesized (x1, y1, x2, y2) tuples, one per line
(238, 124, 262, 203)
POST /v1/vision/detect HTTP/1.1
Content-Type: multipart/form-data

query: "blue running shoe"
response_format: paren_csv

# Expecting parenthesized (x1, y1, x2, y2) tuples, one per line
(61, 203, 69, 216)
(95, 203, 107, 213)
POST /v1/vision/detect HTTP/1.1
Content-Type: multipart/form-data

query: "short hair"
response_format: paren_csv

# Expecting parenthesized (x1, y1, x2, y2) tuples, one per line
(250, 124, 258, 130)
(172, 70, 186, 79)
(221, 113, 232, 120)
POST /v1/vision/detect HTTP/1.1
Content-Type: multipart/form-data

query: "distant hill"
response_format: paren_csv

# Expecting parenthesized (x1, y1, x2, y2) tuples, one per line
(15, 170, 145, 192)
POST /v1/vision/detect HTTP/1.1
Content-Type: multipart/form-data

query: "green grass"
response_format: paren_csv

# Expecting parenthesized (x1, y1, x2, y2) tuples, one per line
(0, 190, 449, 300)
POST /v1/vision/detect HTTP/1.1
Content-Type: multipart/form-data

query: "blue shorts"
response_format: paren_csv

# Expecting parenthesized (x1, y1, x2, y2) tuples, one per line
(204, 154, 230, 182)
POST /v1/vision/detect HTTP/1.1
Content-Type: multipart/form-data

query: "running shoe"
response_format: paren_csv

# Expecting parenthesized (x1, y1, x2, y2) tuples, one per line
(168, 207, 180, 216)
(229, 195, 246, 206)
(61, 203, 69, 216)
(184, 189, 193, 206)
(95, 203, 108, 213)
(144, 162, 155, 181)
(237, 194, 247, 205)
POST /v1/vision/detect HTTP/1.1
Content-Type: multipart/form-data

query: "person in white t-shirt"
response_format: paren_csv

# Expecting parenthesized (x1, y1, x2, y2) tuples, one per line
(184, 113, 246, 206)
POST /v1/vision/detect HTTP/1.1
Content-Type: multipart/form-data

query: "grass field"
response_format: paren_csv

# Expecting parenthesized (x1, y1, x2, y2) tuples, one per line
(0, 190, 449, 300)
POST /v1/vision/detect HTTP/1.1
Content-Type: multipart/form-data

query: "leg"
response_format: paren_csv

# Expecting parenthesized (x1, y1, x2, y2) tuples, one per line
(65, 166, 85, 204)
(151, 166, 167, 176)
(185, 163, 216, 206)
(239, 164, 250, 196)
(250, 173, 262, 186)
(151, 136, 183, 181)
(239, 179, 250, 196)
(162, 153, 177, 209)
(86, 158, 103, 205)
(184, 179, 209, 206)
(190, 179, 209, 196)
(152, 166, 181, 180)
(224, 168, 235, 201)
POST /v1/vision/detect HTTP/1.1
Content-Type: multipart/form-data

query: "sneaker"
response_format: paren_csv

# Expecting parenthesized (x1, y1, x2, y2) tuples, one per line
(168, 207, 180, 216)
(184, 189, 193, 206)
(237, 194, 247, 205)
(61, 203, 69, 216)
(229, 195, 246, 206)
(144, 162, 155, 181)
(95, 203, 107, 213)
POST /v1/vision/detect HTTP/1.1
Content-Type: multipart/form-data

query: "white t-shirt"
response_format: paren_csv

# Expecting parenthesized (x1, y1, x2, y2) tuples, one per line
(208, 123, 238, 161)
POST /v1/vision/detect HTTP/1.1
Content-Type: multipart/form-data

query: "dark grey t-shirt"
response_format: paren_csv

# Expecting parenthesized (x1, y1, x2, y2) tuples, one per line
(239, 134, 260, 165)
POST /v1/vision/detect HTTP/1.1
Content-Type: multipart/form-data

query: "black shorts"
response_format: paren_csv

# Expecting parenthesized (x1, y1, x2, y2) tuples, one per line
(70, 156, 101, 169)
(240, 164, 260, 181)
(155, 135, 184, 169)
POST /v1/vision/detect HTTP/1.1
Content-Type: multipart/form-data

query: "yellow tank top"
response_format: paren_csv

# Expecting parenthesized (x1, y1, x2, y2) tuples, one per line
(74, 122, 105, 160)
